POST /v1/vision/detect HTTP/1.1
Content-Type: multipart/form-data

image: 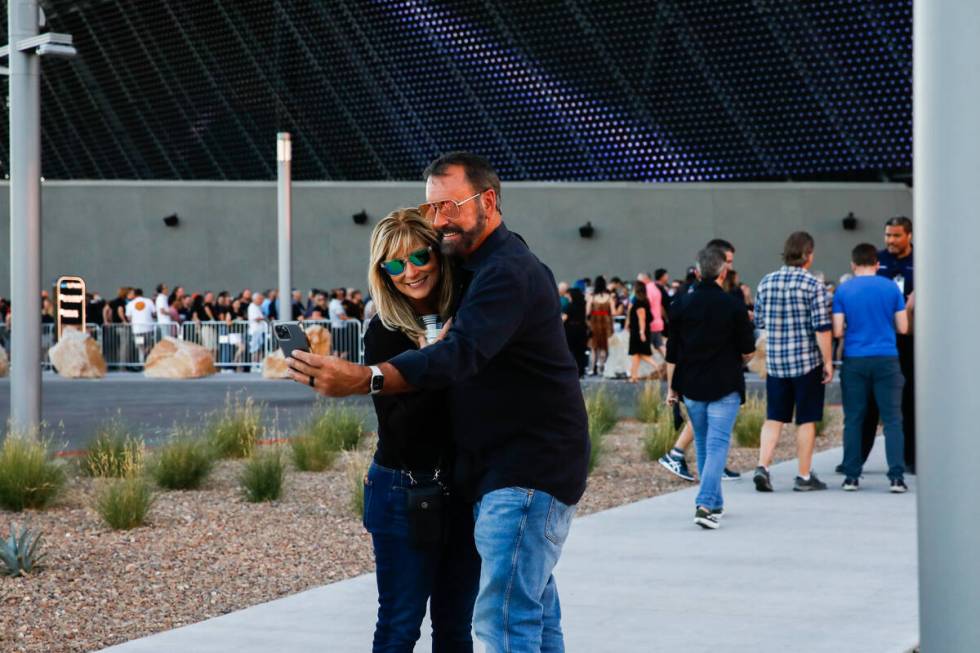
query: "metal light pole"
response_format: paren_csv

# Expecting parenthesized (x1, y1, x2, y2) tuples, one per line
(277, 132, 292, 323)
(2, 2, 75, 433)
(914, 2, 980, 651)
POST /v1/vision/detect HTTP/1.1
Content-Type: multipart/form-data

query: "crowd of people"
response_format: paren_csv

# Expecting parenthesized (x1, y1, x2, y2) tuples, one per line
(0, 285, 375, 366)
(563, 218, 915, 532)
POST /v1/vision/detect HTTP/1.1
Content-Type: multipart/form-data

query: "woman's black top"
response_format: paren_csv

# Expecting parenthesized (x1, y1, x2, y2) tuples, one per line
(363, 315, 453, 472)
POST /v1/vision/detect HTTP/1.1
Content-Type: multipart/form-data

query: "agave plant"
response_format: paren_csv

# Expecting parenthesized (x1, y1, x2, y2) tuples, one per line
(0, 523, 45, 577)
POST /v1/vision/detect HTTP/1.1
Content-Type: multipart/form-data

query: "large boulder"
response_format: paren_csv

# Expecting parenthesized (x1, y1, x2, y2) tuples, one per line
(0, 347, 8, 377)
(145, 337, 217, 379)
(747, 332, 767, 379)
(262, 324, 332, 379)
(48, 328, 107, 378)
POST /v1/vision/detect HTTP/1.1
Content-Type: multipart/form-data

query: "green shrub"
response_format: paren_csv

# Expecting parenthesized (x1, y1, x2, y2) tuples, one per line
(95, 476, 155, 530)
(644, 407, 676, 461)
(290, 434, 339, 472)
(585, 388, 618, 437)
(151, 432, 215, 490)
(0, 435, 65, 512)
(0, 523, 45, 577)
(733, 395, 766, 448)
(345, 450, 372, 517)
(82, 417, 145, 478)
(585, 388, 620, 475)
(240, 449, 285, 503)
(304, 405, 366, 452)
(207, 394, 264, 459)
(635, 382, 663, 423)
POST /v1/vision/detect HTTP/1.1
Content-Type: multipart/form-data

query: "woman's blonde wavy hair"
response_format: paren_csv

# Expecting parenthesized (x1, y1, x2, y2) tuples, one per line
(368, 208, 454, 342)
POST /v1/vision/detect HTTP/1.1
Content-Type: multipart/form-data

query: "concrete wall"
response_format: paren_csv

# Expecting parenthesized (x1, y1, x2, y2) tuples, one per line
(0, 181, 911, 298)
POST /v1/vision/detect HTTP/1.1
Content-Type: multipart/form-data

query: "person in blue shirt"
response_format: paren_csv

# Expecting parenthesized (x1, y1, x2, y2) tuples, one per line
(851, 216, 917, 473)
(833, 243, 909, 493)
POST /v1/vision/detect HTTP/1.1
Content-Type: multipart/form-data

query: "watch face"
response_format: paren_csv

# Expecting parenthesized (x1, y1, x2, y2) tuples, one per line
(371, 373, 384, 392)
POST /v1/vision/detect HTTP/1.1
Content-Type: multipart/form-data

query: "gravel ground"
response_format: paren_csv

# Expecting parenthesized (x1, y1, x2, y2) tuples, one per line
(1, 410, 843, 653)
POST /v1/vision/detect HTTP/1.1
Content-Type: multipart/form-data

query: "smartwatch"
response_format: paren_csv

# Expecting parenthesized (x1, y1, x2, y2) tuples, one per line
(368, 365, 384, 395)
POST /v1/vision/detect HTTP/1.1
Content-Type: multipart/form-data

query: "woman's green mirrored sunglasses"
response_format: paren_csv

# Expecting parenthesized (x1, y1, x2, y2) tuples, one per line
(380, 246, 433, 276)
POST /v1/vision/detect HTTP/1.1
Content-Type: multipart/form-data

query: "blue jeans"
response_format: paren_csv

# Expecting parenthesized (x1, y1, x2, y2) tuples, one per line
(473, 488, 576, 653)
(363, 462, 481, 653)
(841, 357, 905, 480)
(684, 392, 741, 511)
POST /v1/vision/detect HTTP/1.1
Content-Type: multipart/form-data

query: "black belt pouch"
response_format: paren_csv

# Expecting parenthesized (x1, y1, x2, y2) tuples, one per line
(405, 484, 447, 548)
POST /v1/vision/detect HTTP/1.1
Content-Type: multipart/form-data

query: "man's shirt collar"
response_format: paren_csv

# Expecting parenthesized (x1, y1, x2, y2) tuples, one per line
(462, 222, 510, 271)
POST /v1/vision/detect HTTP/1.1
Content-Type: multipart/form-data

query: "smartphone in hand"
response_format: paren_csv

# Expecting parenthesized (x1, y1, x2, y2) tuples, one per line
(275, 323, 310, 360)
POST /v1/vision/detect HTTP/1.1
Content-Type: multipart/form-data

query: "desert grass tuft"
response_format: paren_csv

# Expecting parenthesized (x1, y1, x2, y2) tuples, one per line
(635, 382, 663, 423)
(733, 395, 766, 448)
(644, 406, 676, 461)
(344, 450, 372, 517)
(207, 393, 264, 459)
(0, 433, 65, 512)
(82, 416, 145, 478)
(151, 428, 215, 490)
(303, 404, 366, 452)
(239, 449, 285, 503)
(585, 388, 619, 474)
(95, 477, 155, 530)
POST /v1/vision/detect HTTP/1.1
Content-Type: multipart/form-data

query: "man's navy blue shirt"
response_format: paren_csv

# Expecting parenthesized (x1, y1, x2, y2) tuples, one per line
(389, 223, 590, 506)
(877, 246, 914, 297)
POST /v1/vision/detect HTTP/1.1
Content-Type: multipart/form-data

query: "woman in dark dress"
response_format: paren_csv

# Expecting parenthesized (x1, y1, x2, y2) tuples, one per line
(562, 287, 589, 378)
(361, 208, 480, 652)
(628, 281, 659, 382)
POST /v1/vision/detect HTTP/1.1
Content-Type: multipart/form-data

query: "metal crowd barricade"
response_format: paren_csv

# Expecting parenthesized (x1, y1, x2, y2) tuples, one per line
(5, 318, 366, 372)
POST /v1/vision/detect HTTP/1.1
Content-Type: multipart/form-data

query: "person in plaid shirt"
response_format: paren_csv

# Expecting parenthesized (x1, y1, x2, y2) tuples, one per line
(752, 232, 834, 492)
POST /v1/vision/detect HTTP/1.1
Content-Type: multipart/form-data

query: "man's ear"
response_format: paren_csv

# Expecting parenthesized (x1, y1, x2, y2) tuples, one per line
(483, 188, 498, 215)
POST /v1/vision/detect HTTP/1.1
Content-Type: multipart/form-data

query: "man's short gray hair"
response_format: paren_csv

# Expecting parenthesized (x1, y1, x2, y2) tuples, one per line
(697, 247, 727, 281)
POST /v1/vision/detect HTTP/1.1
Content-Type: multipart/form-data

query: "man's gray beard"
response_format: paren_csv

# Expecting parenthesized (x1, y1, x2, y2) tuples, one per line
(440, 205, 487, 257)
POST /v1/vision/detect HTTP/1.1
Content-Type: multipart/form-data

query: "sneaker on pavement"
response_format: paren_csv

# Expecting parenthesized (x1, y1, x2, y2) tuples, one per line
(722, 467, 741, 481)
(658, 453, 696, 482)
(753, 466, 773, 492)
(794, 473, 828, 492)
(890, 478, 908, 493)
(694, 506, 720, 530)
(842, 477, 860, 491)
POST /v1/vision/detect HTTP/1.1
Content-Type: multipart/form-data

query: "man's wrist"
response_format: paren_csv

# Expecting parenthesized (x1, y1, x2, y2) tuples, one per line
(357, 365, 372, 395)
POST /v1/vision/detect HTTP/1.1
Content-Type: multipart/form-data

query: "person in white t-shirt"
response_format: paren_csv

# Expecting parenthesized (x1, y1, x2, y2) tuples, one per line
(155, 283, 175, 338)
(328, 289, 349, 328)
(126, 288, 157, 362)
(247, 293, 267, 363)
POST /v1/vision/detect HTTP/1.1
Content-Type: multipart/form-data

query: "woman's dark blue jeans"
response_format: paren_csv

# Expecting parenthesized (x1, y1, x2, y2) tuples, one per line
(363, 461, 481, 653)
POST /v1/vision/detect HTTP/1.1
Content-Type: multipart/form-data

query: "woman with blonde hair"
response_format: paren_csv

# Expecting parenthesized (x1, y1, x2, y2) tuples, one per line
(361, 207, 480, 652)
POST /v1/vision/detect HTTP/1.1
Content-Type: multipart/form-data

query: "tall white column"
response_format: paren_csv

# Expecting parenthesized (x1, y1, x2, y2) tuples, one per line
(277, 133, 292, 323)
(914, 3, 980, 651)
(8, 0, 42, 433)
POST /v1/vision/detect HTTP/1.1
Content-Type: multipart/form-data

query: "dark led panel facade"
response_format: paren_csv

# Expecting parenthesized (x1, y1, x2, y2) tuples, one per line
(0, 0, 912, 182)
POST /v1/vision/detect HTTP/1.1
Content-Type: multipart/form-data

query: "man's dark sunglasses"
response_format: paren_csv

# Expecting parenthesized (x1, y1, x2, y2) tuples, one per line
(380, 246, 433, 276)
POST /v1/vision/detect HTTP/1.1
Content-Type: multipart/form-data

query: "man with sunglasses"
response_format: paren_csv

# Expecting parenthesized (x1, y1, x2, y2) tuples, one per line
(289, 151, 589, 652)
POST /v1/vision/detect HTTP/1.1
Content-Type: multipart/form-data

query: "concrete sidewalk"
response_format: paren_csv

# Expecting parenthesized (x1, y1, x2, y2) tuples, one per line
(102, 444, 918, 653)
